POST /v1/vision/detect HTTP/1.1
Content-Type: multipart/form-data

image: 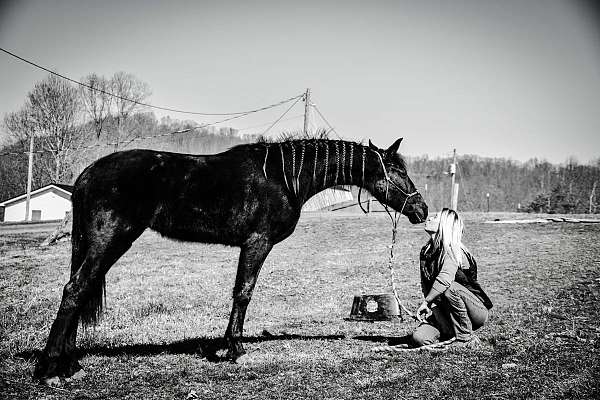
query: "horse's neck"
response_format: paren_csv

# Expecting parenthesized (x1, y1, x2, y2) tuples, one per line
(274, 139, 373, 204)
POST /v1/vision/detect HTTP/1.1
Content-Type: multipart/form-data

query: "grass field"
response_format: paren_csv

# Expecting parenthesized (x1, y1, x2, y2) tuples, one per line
(1, 212, 599, 399)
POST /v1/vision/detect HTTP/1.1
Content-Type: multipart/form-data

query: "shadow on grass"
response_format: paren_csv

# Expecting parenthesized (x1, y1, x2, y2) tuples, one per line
(17, 332, 347, 363)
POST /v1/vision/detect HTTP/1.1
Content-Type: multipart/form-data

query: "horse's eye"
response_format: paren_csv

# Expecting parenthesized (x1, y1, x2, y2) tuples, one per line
(391, 167, 406, 177)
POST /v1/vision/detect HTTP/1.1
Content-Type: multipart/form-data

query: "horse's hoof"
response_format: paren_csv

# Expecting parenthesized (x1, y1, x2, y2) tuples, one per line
(44, 376, 63, 387)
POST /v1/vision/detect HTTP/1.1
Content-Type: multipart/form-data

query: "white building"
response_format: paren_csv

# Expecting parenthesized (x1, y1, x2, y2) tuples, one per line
(0, 184, 72, 222)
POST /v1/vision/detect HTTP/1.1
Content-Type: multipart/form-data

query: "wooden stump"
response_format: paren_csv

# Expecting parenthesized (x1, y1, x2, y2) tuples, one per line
(347, 293, 402, 322)
(42, 211, 72, 246)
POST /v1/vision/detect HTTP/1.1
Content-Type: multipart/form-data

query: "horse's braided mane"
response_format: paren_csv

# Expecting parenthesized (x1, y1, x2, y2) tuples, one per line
(239, 129, 365, 153)
(234, 130, 407, 173)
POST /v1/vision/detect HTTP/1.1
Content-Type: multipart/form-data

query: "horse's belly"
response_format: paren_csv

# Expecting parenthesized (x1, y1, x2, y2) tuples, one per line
(149, 204, 244, 246)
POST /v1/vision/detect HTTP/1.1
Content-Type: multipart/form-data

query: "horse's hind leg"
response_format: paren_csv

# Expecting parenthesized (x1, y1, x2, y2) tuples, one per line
(35, 213, 143, 384)
(225, 234, 273, 361)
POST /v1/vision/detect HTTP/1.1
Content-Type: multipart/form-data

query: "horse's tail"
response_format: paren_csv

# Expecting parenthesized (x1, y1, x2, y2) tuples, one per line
(69, 185, 106, 328)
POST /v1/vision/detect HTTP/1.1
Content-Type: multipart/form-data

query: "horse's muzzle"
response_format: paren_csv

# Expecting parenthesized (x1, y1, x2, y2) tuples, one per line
(404, 196, 428, 224)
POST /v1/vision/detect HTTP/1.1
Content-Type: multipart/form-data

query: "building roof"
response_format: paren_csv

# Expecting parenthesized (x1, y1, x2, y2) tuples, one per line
(0, 183, 73, 207)
(53, 183, 74, 193)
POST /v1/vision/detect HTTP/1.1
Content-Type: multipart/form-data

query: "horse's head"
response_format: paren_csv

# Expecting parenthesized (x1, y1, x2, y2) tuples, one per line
(367, 138, 428, 224)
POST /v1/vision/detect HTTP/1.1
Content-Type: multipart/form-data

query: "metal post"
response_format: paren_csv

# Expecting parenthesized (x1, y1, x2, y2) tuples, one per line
(25, 134, 34, 221)
(486, 193, 490, 212)
(303, 88, 311, 135)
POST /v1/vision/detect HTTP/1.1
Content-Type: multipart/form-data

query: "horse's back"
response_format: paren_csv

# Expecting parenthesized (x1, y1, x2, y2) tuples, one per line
(72, 148, 275, 245)
(72, 150, 204, 231)
(76, 149, 198, 200)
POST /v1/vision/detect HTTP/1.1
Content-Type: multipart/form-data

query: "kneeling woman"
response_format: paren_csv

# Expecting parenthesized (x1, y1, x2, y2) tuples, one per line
(412, 208, 493, 347)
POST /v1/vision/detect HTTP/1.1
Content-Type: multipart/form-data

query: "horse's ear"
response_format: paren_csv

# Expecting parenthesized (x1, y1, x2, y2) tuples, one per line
(368, 140, 378, 151)
(385, 138, 403, 155)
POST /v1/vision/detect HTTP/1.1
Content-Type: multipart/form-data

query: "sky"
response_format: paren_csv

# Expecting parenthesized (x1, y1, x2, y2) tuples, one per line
(1, 0, 599, 164)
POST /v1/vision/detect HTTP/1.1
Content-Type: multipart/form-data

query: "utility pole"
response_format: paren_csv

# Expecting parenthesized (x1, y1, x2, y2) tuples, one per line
(114, 118, 121, 152)
(590, 181, 597, 214)
(450, 148, 458, 210)
(303, 88, 311, 135)
(25, 134, 34, 221)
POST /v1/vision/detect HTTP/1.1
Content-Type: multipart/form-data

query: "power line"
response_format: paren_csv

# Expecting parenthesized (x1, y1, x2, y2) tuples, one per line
(0, 110, 262, 157)
(118, 111, 261, 150)
(0, 102, 306, 156)
(0, 100, 305, 157)
(260, 96, 304, 136)
(311, 103, 341, 139)
(236, 114, 304, 131)
(0, 46, 303, 116)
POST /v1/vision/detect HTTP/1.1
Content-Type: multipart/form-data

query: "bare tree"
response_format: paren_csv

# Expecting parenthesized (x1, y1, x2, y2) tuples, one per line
(79, 73, 112, 139)
(109, 71, 151, 149)
(0, 144, 29, 200)
(29, 75, 84, 182)
(3, 74, 85, 184)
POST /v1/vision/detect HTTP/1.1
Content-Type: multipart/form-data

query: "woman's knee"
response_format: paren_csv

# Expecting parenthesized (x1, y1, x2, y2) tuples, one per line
(471, 309, 489, 331)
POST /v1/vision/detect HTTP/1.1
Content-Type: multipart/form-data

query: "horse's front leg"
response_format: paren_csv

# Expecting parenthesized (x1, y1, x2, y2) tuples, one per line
(225, 234, 273, 361)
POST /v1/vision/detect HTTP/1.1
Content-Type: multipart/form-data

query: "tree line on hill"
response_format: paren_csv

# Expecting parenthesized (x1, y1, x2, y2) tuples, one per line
(407, 155, 600, 214)
(1, 73, 598, 213)
(0, 72, 254, 202)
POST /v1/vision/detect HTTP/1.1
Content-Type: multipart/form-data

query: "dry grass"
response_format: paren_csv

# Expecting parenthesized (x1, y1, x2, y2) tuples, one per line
(1, 212, 599, 399)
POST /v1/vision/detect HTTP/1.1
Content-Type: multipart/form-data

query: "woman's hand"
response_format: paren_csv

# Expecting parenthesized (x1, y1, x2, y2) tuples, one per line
(416, 301, 431, 322)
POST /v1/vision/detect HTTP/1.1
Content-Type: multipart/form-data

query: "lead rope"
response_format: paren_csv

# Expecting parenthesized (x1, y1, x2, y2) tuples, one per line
(366, 149, 419, 321)
(387, 211, 417, 321)
(372, 337, 457, 353)
(383, 190, 418, 321)
(376, 196, 459, 353)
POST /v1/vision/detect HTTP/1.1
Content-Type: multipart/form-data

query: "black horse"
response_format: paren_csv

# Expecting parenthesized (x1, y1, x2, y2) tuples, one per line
(35, 137, 427, 384)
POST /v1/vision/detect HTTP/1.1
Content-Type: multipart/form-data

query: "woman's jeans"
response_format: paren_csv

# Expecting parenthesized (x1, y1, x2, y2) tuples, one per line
(412, 282, 488, 345)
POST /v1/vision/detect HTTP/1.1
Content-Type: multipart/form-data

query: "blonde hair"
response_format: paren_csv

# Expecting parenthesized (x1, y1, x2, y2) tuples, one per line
(431, 208, 471, 267)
